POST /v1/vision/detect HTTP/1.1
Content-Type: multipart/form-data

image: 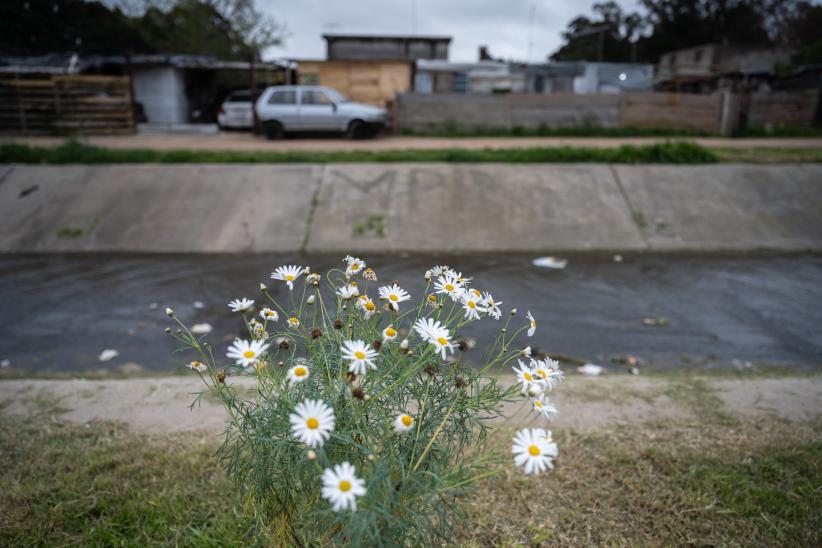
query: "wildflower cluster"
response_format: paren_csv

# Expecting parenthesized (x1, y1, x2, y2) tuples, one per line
(166, 256, 563, 545)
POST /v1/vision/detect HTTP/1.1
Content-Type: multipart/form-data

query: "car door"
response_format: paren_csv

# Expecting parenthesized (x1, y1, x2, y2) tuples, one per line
(262, 89, 299, 129)
(298, 89, 339, 131)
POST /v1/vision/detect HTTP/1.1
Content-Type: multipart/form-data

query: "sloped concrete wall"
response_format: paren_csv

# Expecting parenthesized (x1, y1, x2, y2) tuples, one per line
(0, 163, 820, 253)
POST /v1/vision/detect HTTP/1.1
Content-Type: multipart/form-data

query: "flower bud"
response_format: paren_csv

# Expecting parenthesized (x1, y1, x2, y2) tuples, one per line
(346, 371, 357, 384)
(334, 319, 343, 330)
(526, 384, 542, 397)
(311, 328, 322, 339)
(372, 340, 382, 351)
(260, 283, 267, 291)
(165, 307, 175, 317)
(424, 363, 437, 376)
(364, 394, 371, 401)
(278, 361, 284, 367)
(352, 387, 364, 400)
(307, 450, 317, 461)
(306, 295, 315, 305)
(367, 454, 376, 462)
(217, 370, 226, 383)
(164, 327, 171, 334)
(457, 339, 469, 352)
(455, 376, 466, 388)
(522, 346, 531, 356)
(279, 340, 289, 350)
(511, 308, 517, 316)
(400, 339, 409, 350)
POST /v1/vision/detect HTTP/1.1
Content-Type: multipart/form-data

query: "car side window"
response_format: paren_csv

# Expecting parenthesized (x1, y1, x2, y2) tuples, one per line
(267, 90, 296, 105)
(301, 90, 334, 106)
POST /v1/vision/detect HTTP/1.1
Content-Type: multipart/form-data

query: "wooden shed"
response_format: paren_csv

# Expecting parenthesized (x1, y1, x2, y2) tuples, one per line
(295, 60, 413, 108)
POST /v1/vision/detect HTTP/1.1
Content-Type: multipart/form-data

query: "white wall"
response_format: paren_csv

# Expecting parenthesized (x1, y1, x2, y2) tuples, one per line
(132, 66, 189, 124)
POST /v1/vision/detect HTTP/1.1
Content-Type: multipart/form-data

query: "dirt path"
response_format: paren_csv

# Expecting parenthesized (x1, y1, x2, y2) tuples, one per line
(3, 133, 822, 152)
(2, 374, 820, 434)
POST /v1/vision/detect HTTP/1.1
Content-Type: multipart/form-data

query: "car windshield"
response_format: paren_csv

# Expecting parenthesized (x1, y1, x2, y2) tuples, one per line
(227, 91, 251, 102)
(323, 88, 348, 103)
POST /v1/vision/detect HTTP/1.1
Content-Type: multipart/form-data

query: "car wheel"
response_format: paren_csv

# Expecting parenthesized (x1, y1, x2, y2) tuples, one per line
(346, 119, 368, 140)
(263, 121, 285, 140)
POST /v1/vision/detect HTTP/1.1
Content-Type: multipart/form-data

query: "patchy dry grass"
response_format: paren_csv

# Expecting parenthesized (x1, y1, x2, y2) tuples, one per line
(2, 386, 820, 546)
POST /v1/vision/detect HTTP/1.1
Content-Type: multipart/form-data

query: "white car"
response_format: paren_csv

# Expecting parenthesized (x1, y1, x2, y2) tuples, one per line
(217, 90, 253, 129)
(255, 85, 387, 139)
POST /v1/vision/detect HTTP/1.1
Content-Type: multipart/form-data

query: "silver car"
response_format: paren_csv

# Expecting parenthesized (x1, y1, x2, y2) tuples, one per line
(217, 90, 254, 129)
(255, 85, 387, 139)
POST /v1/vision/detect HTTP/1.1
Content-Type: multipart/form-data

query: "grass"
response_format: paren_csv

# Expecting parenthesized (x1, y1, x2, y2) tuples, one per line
(2, 383, 820, 546)
(0, 140, 719, 165)
(714, 147, 822, 163)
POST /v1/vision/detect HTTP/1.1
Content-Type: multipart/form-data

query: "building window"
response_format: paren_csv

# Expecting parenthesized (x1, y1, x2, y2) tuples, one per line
(452, 72, 468, 93)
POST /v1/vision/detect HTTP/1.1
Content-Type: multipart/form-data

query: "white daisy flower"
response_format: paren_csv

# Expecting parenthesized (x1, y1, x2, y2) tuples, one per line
(413, 317, 443, 342)
(453, 272, 473, 285)
(343, 256, 366, 277)
(424, 265, 451, 280)
(512, 428, 558, 475)
(426, 294, 438, 308)
(526, 311, 537, 337)
(321, 462, 366, 512)
(482, 292, 503, 320)
(393, 413, 415, 433)
(428, 326, 455, 359)
(260, 308, 279, 322)
(532, 358, 564, 390)
(227, 339, 270, 368)
(461, 292, 486, 321)
(382, 325, 398, 343)
(522, 346, 532, 357)
(252, 323, 267, 339)
(287, 362, 310, 384)
(271, 265, 304, 290)
(378, 284, 410, 311)
(337, 283, 359, 300)
(306, 272, 321, 285)
(532, 394, 558, 420)
(187, 360, 207, 373)
(434, 272, 465, 302)
(228, 298, 254, 313)
(357, 296, 377, 319)
(287, 316, 301, 329)
(341, 340, 379, 375)
(289, 399, 335, 448)
(513, 359, 541, 395)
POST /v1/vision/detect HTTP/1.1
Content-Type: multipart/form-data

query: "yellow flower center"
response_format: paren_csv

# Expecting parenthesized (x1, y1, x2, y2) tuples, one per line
(471, 289, 481, 297)
(524, 372, 533, 381)
(306, 417, 319, 430)
(531, 320, 536, 328)
(535, 401, 543, 408)
(243, 350, 255, 359)
(339, 480, 351, 492)
(536, 369, 546, 378)
(401, 415, 413, 427)
(266, 311, 273, 317)
(389, 294, 398, 302)
(528, 444, 540, 456)
(385, 327, 397, 337)
(445, 284, 454, 292)
(365, 302, 375, 311)
(354, 351, 366, 360)
(428, 295, 437, 302)
(468, 301, 476, 309)
(436, 337, 448, 346)
(290, 317, 299, 324)
(351, 263, 360, 271)
(286, 275, 294, 281)
(294, 367, 307, 377)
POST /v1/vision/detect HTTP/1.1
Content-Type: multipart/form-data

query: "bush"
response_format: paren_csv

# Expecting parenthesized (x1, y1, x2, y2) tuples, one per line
(167, 258, 563, 545)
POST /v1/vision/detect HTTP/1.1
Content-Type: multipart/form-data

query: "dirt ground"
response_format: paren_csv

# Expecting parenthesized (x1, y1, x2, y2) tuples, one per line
(3, 133, 822, 152)
(2, 373, 820, 434)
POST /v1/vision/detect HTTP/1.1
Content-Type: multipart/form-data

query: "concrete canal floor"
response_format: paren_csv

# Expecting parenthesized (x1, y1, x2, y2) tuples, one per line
(1, 252, 820, 374)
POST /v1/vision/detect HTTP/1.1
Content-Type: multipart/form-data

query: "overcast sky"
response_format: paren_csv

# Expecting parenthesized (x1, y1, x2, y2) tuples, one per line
(259, 0, 641, 62)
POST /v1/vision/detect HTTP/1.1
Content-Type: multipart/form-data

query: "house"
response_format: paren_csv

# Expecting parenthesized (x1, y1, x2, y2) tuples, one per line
(0, 53, 296, 126)
(571, 62, 653, 93)
(654, 44, 791, 92)
(323, 34, 450, 61)
(413, 60, 519, 94)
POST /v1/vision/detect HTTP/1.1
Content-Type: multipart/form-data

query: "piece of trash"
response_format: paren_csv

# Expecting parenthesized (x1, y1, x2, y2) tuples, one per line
(19, 185, 38, 198)
(629, 367, 640, 375)
(642, 316, 668, 327)
(0, 359, 9, 368)
(532, 256, 568, 269)
(613, 254, 623, 263)
(193, 301, 205, 310)
(577, 363, 604, 376)
(148, 302, 158, 310)
(627, 355, 639, 366)
(98, 349, 119, 362)
(191, 322, 213, 335)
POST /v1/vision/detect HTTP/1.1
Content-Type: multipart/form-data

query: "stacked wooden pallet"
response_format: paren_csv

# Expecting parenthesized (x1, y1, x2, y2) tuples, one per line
(0, 75, 135, 135)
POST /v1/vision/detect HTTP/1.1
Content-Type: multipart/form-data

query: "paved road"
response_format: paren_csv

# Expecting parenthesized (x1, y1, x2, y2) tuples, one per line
(3, 133, 822, 152)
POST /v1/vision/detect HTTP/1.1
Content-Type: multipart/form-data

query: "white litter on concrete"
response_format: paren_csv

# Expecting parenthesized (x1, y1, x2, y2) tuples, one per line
(577, 363, 605, 376)
(532, 256, 568, 269)
(190, 323, 213, 334)
(98, 349, 119, 362)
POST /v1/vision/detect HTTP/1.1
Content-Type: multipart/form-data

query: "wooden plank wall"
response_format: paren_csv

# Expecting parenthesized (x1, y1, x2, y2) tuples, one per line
(298, 61, 411, 107)
(620, 92, 722, 133)
(0, 75, 135, 135)
(748, 90, 818, 128)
